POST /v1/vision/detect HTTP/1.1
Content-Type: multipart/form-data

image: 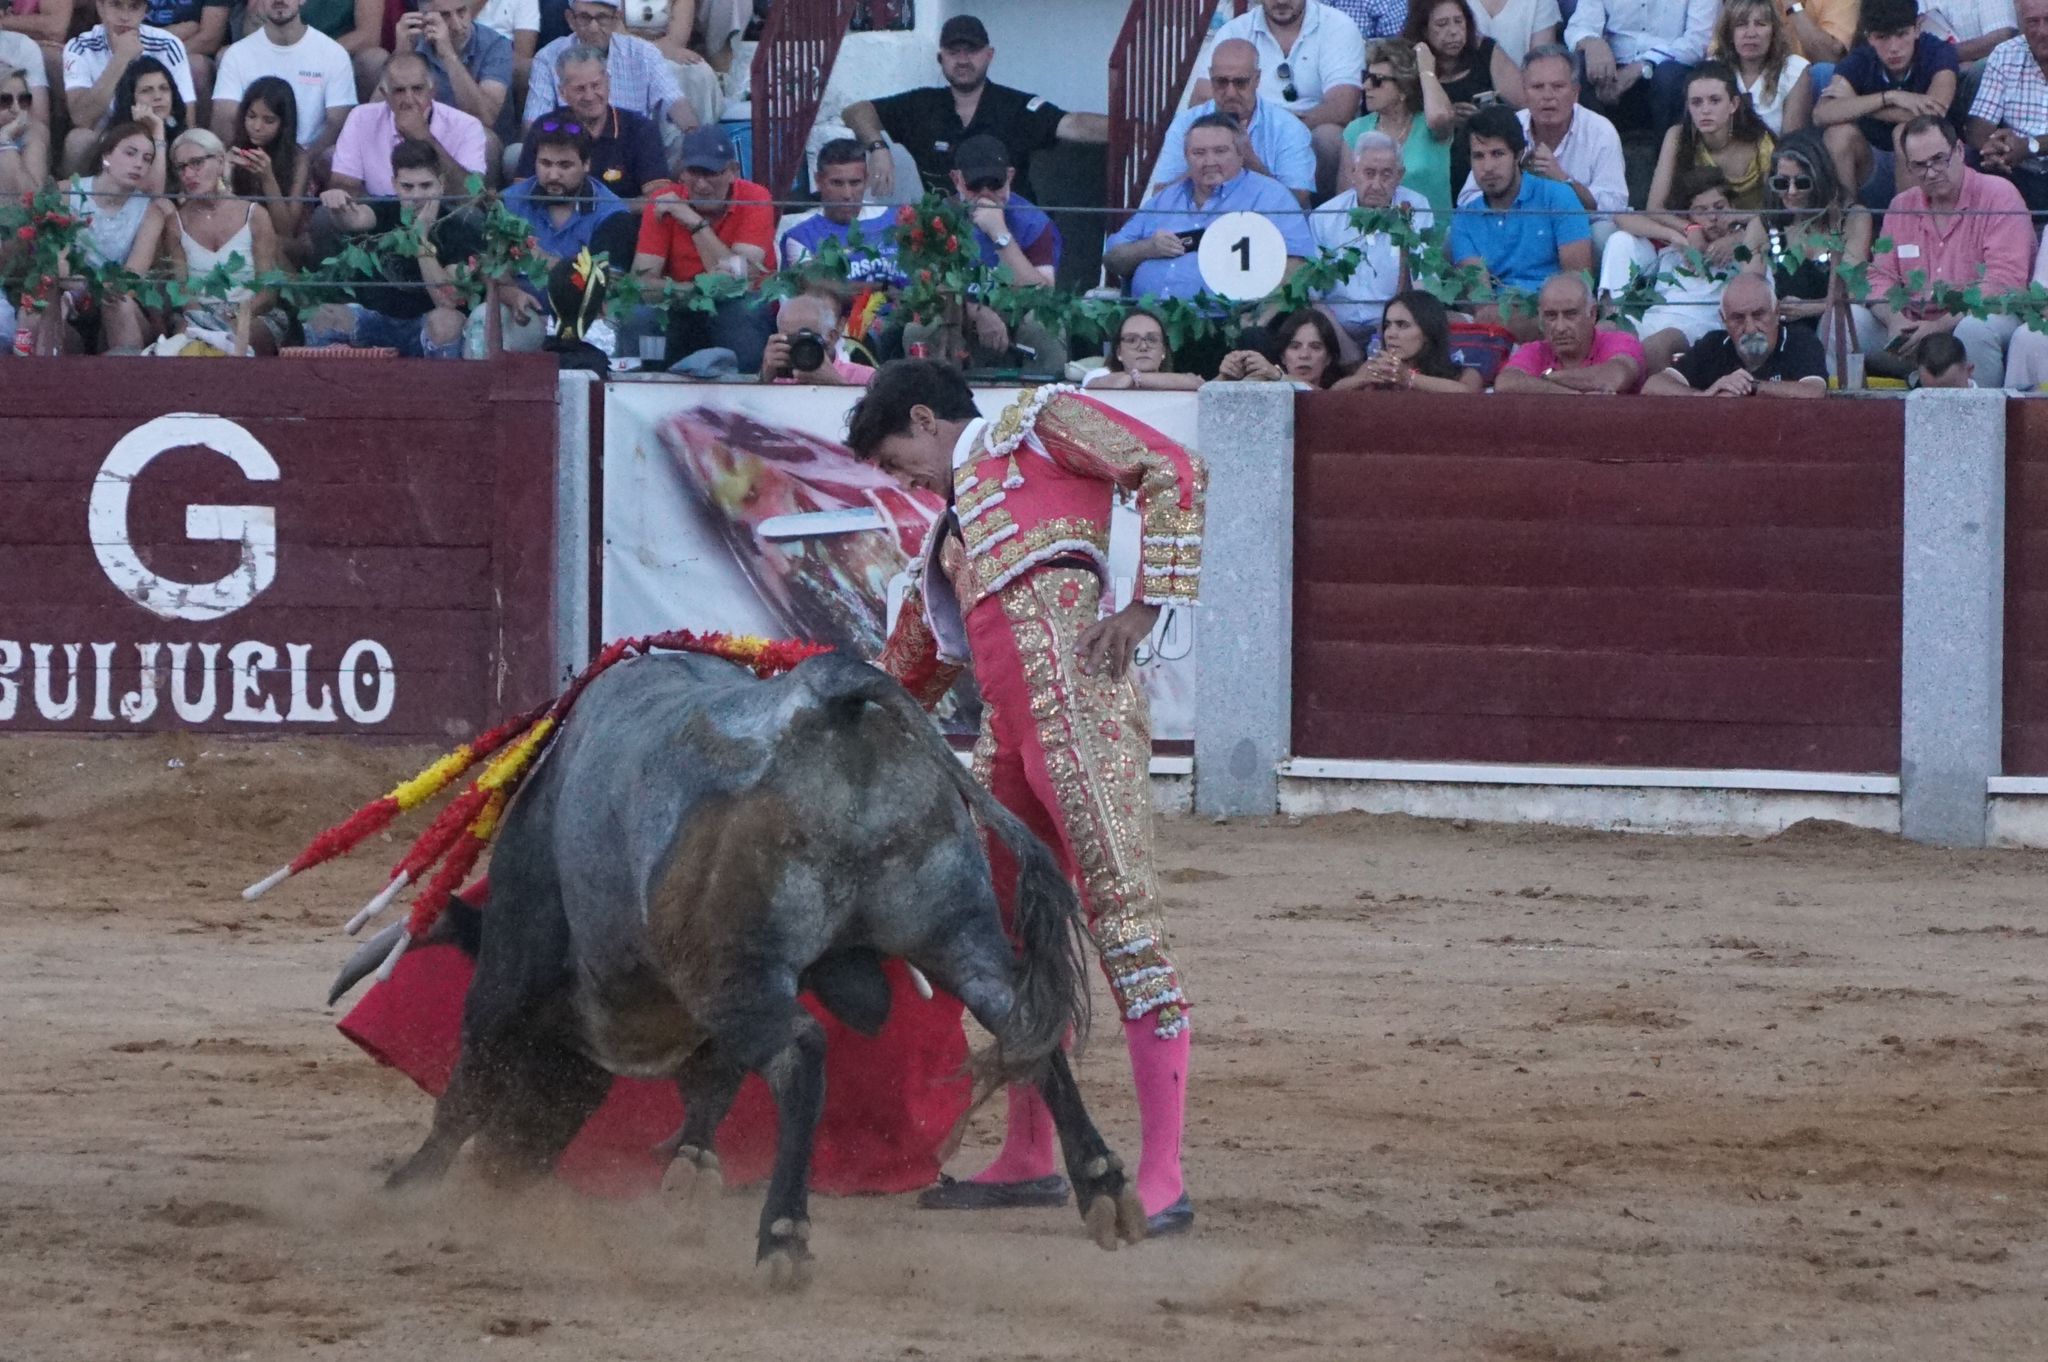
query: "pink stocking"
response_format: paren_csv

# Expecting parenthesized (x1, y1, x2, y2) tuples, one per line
(1125, 1014, 1191, 1215)
(966, 1082, 1058, 1184)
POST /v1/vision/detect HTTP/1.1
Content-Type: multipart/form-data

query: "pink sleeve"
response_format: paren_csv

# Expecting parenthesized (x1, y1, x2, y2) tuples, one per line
(1981, 182, 2036, 296)
(450, 111, 487, 175)
(1501, 342, 1550, 375)
(1593, 329, 1645, 364)
(331, 110, 368, 182)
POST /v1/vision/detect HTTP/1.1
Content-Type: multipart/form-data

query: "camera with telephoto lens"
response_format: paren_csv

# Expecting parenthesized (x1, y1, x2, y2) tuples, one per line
(786, 329, 828, 373)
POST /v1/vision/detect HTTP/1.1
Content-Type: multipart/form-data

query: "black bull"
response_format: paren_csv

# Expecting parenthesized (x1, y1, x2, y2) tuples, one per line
(330, 651, 1145, 1285)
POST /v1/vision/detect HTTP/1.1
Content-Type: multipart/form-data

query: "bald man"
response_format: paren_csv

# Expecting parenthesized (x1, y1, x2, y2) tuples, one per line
(1493, 272, 1646, 395)
(1642, 273, 1829, 398)
(758, 293, 874, 385)
(1151, 38, 1316, 205)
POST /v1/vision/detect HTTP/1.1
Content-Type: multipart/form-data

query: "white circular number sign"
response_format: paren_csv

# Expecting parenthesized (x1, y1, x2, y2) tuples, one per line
(1196, 211, 1288, 301)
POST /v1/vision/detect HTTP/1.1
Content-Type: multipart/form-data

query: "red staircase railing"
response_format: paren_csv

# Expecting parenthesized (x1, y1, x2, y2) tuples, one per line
(751, 0, 861, 199)
(1107, 0, 1247, 218)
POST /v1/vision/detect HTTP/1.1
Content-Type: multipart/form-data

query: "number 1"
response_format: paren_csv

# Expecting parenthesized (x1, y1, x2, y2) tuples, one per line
(1232, 236, 1251, 271)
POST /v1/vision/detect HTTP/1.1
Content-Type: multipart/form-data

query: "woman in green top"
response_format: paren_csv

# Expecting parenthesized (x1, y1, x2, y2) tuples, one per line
(1341, 38, 1455, 220)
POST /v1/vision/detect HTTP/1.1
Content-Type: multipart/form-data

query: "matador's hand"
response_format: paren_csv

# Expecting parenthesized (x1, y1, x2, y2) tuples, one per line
(1076, 602, 1160, 680)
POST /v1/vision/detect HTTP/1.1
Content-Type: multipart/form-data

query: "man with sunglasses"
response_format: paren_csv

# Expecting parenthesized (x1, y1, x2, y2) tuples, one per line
(1867, 115, 2032, 386)
(515, 43, 669, 196)
(1151, 38, 1314, 207)
(896, 133, 1067, 373)
(525, 0, 693, 146)
(841, 15, 1106, 203)
(1195, 0, 1365, 197)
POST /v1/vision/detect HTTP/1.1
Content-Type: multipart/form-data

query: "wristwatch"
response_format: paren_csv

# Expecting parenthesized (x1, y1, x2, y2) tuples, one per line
(864, 139, 887, 153)
(991, 231, 1013, 249)
(1640, 59, 1657, 79)
(1787, 3, 1803, 14)
(2030, 135, 2043, 157)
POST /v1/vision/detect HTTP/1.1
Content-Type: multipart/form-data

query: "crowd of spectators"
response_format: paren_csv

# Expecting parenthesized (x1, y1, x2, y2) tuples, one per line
(6, 0, 2048, 395)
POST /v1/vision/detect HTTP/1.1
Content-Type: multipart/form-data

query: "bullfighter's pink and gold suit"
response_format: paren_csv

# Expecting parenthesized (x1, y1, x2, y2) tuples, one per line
(877, 385, 1205, 1220)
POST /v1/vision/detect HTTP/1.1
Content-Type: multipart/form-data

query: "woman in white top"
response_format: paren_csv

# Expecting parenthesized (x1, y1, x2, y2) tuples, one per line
(1715, 0, 1812, 136)
(1466, 0, 1561, 68)
(53, 120, 166, 351)
(156, 127, 285, 355)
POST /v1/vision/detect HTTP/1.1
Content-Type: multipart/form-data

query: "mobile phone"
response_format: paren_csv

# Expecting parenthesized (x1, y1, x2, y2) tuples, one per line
(1175, 229, 1205, 251)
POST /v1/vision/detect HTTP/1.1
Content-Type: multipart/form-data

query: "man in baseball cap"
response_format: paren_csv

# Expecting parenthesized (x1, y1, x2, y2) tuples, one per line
(841, 12, 1110, 202)
(632, 121, 776, 369)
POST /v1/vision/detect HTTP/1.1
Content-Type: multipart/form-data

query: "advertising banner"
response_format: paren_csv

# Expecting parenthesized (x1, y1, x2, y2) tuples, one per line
(600, 381, 1199, 740)
(0, 358, 559, 737)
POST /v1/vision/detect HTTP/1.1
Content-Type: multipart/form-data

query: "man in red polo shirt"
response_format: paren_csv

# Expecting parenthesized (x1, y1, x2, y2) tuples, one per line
(631, 124, 776, 371)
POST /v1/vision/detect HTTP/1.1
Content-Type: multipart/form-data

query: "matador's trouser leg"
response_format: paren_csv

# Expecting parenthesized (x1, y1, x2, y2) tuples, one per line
(969, 566, 1192, 1214)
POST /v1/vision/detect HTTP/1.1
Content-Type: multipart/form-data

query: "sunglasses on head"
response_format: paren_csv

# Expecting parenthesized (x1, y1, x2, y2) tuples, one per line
(0, 91, 30, 110)
(536, 117, 586, 135)
(1768, 173, 1813, 193)
(1276, 59, 1298, 104)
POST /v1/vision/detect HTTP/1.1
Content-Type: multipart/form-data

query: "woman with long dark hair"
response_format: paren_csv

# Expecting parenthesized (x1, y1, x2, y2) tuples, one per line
(1740, 128, 1881, 356)
(1218, 308, 1348, 389)
(1403, 0, 1523, 196)
(1084, 308, 1204, 391)
(1336, 289, 1483, 392)
(228, 77, 307, 243)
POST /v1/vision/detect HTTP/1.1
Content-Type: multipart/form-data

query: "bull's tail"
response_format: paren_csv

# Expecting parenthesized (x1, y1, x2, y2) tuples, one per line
(326, 891, 483, 1006)
(797, 654, 1092, 1082)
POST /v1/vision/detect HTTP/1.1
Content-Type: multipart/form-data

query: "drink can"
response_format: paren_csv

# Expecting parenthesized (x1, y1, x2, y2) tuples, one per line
(908, 341, 929, 359)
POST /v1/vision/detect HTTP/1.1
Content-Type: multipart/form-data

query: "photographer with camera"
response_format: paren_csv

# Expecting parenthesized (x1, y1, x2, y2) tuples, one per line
(759, 293, 875, 386)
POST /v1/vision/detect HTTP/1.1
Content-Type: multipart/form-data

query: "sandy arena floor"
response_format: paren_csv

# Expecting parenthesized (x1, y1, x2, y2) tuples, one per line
(2, 736, 2046, 1361)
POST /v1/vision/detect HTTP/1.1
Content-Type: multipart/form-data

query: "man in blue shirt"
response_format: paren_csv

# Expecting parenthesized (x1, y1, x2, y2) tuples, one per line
(1449, 104, 1592, 336)
(1813, 0, 1959, 208)
(1104, 112, 1314, 303)
(778, 137, 906, 289)
(1151, 38, 1315, 206)
(501, 121, 635, 265)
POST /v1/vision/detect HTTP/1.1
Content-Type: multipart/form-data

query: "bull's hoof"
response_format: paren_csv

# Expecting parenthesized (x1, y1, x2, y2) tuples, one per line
(1117, 1188, 1150, 1244)
(659, 1144, 722, 1197)
(1082, 1194, 1130, 1252)
(756, 1220, 815, 1292)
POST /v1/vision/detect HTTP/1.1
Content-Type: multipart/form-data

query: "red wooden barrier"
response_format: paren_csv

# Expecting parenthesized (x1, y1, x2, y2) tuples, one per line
(0, 356, 559, 739)
(1293, 393, 1905, 772)
(750, 0, 860, 199)
(2004, 400, 2048, 772)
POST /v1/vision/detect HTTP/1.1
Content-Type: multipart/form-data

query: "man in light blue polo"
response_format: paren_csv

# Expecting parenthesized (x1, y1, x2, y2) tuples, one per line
(1151, 38, 1315, 206)
(1448, 104, 1592, 336)
(1104, 112, 1313, 302)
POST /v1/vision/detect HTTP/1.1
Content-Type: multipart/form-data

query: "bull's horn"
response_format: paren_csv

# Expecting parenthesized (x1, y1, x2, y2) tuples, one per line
(241, 865, 291, 901)
(906, 963, 934, 1000)
(345, 873, 410, 936)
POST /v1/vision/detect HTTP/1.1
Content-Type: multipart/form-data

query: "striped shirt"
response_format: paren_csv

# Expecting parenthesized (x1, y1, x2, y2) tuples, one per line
(62, 25, 197, 108)
(524, 32, 681, 128)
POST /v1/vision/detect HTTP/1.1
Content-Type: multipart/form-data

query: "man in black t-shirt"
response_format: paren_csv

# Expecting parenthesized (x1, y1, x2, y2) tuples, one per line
(306, 138, 486, 358)
(1642, 274, 1830, 399)
(839, 14, 1108, 203)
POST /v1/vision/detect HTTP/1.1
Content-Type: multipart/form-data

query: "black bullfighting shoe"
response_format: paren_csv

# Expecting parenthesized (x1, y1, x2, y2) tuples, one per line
(1144, 1192, 1195, 1237)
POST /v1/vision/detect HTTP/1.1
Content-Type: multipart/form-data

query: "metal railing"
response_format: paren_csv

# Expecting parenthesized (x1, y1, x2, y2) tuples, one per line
(1107, 0, 1246, 219)
(750, 0, 862, 199)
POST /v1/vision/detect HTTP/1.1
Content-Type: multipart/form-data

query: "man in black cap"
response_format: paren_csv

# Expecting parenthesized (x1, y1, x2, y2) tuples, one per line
(840, 14, 1109, 203)
(895, 132, 1068, 375)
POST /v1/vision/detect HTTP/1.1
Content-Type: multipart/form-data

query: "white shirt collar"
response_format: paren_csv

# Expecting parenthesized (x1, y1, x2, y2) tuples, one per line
(951, 416, 988, 471)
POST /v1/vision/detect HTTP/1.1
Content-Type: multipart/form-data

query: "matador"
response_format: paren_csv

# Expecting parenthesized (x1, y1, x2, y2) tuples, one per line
(845, 360, 1204, 1235)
